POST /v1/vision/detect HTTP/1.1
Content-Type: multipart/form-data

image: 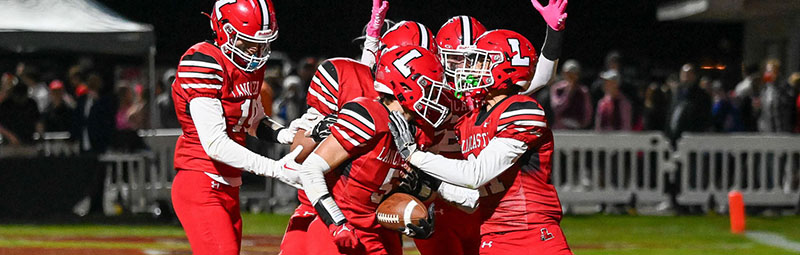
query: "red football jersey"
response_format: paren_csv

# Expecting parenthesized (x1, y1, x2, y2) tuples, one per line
(172, 41, 265, 177)
(298, 57, 379, 207)
(432, 97, 471, 159)
(457, 94, 563, 235)
(328, 97, 431, 229)
(306, 58, 379, 115)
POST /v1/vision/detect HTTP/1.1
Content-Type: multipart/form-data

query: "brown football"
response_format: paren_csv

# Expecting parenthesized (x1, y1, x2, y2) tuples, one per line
(375, 193, 428, 230)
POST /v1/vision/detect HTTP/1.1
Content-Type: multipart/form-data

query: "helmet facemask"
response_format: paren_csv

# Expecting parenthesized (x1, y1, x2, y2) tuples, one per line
(220, 23, 277, 72)
(410, 73, 450, 128)
(453, 47, 502, 95)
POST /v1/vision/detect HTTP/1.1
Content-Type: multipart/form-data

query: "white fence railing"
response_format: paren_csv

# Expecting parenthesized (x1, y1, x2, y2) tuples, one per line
(14, 130, 800, 214)
(675, 133, 800, 211)
(552, 131, 672, 207)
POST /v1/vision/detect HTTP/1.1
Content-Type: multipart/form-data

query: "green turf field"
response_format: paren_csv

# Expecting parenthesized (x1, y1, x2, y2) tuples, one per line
(0, 214, 799, 254)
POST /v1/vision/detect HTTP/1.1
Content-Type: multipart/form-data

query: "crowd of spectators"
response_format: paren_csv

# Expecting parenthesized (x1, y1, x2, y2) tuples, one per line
(535, 51, 800, 145)
(2, 51, 800, 153)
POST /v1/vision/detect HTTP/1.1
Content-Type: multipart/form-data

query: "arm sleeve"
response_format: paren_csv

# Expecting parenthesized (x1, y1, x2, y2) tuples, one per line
(437, 182, 480, 209)
(298, 152, 347, 226)
(522, 27, 563, 96)
(408, 137, 528, 189)
(359, 35, 381, 68)
(189, 97, 279, 176)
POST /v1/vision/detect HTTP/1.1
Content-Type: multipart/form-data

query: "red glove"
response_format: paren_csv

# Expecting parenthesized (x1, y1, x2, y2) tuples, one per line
(329, 221, 360, 251)
(531, 0, 568, 31)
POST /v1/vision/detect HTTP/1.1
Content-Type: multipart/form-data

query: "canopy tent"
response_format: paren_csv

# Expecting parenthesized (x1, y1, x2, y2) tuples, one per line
(0, 0, 160, 126)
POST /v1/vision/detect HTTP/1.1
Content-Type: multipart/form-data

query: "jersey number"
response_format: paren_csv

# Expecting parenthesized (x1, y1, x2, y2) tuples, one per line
(393, 49, 423, 78)
(507, 38, 530, 67)
(371, 167, 400, 203)
(232, 99, 258, 133)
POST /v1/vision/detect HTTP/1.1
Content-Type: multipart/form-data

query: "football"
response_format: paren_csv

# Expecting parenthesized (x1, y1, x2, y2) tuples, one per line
(375, 193, 428, 230)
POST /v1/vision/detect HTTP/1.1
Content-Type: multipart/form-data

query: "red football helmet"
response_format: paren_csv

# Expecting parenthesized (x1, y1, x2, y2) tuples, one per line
(210, 0, 278, 72)
(379, 21, 438, 60)
(374, 46, 450, 128)
(436, 16, 487, 89)
(454, 30, 537, 100)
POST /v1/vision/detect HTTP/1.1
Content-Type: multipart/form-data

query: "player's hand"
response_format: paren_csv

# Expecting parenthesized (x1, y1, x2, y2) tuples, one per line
(308, 113, 337, 143)
(366, 0, 389, 38)
(253, 145, 304, 178)
(329, 221, 360, 251)
(277, 159, 303, 189)
(387, 111, 417, 160)
(531, 0, 568, 31)
(398, 164, 441, 202)
(399, 203, 435, 239)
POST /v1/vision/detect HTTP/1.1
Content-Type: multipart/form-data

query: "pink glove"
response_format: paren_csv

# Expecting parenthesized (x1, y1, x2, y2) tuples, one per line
(366, 0, 389, 38)
(532, 0, 568, 31)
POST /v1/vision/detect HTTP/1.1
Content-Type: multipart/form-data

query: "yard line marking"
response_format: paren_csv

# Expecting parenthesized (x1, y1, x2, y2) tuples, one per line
(745, 231, 800, 252)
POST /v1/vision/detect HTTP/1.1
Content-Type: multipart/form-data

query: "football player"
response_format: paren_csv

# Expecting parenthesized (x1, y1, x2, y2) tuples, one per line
(387, 1, 572, 254)
(297, 45, 477, 255)
(278, 56, 379, 254)
(410, 15, 488, 255)
(169, 1, 308, 255)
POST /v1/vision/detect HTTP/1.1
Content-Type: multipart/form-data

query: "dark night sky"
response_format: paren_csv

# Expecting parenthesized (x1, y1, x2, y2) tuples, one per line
(91, 1, 743, 78)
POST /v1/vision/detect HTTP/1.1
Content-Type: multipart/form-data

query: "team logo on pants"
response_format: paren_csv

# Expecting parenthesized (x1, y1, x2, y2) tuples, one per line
(540, 228, 555, 241)
(481, 241, 493, 248)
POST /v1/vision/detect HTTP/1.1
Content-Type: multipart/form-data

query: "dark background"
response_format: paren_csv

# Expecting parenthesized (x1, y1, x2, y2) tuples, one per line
(95, 0, 742, 77)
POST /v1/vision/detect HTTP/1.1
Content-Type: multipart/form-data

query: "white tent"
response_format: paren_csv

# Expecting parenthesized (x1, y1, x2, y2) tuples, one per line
(0, 0, 160, 126)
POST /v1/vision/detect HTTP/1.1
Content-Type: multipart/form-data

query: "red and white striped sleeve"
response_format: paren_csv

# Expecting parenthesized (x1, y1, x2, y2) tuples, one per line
(306, 60, 341, 115)
(496, 100, 548, 144)
(330, 101, 376, 152)
(176, 51, 224, 99)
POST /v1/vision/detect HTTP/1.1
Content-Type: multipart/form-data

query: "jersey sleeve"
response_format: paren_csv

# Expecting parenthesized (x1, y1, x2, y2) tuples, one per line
(176, 51, 224, 99)
(307, 60, 341, 115)
(330, 101, 376, 152)
(496, 100, 548, 144)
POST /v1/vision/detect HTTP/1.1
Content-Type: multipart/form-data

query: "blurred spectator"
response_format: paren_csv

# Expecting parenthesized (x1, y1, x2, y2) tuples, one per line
(17, 63, 49, 112)
(293, 57, 319, 105)
(595, 70, 632, 131)
(73, 73, 117, 153)
(789, 72, 800, 133)
(733, 63, 761, 131)
(155, 69, 180, 128)
(0, 73, 18, 104)
(260, 76, 274, 117)
(591, 51, 622, 104)
(642, 82, 669, 131)
(550, 60, 592, 129)
(115, 85, 146, 130)
(111, 85, 146, 151)
(667, 64, 712, 142)
(273, 76, 304, 125)
(757, 59, 794, 132)
(0, 84, 40, 144)
(710, 80, 742, 132)
(42, 80, 76, 132)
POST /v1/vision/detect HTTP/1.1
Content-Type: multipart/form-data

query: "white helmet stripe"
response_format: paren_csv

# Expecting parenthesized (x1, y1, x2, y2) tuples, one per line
(417, 22, 429, 49)
(257, 0, 269, 30)
(460, 16, 471, 46)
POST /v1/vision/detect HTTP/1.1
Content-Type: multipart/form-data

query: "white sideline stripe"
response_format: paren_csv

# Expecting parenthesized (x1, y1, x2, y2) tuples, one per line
(745, 231, 800, 252)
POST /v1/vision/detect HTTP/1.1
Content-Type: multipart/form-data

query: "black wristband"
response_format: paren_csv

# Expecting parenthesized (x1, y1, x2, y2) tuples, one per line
(256, 120, 282, 143)
(541, 26, 563, 61)
(314, 194, 346, 226)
